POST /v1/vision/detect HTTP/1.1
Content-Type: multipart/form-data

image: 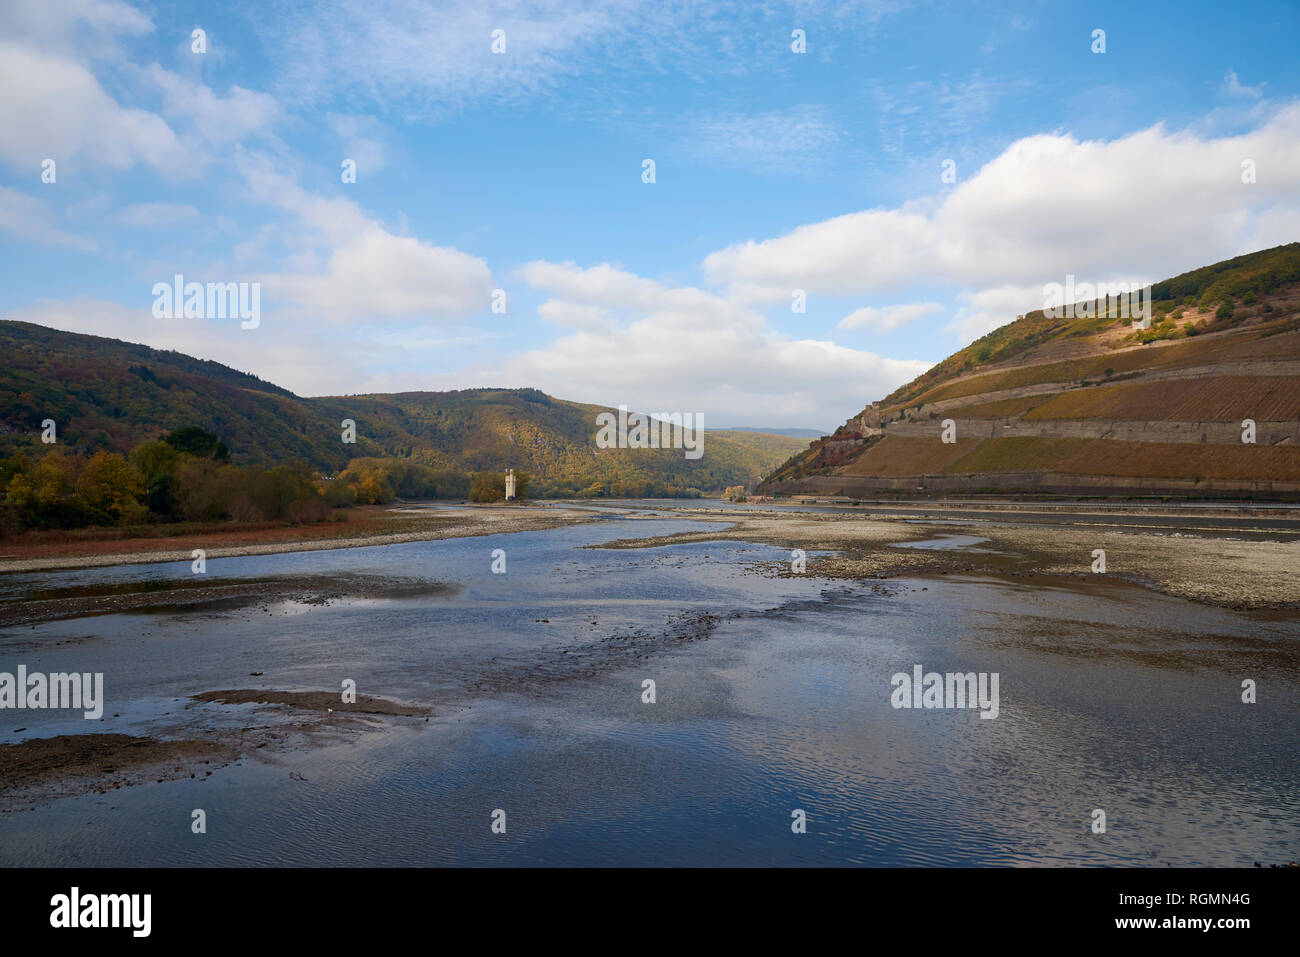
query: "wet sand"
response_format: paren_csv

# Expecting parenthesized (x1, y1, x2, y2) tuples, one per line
(0, 573, 457, 628)
(192, 689, 429, 716)
(1, 688, 433, 812)
(0, 733, 235, 813)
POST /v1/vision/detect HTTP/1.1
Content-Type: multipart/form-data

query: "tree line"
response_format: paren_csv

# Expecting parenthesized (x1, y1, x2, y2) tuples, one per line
(0, 426, 538, 535)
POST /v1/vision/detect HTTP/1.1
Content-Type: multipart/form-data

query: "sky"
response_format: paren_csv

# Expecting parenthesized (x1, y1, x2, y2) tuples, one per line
(1, 0, 1298, 431)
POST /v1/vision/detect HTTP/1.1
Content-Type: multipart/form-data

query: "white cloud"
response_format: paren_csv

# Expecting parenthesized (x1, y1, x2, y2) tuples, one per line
(502, 261, 929, 423)
(265, 227, 495, 320)
(237, 153, 494, 321)
(1224, 70, 1265, 99)
(0, 187, 97, 251)
(143, 65, 281, 147)
(537, 300, 615, 332)
(331, 114, 389, 174)
(838, 301, 941, 332)
(0, 0, 152, 52)
(943, 283, 1044, 343)
(0, 41, 192, 174)
(704, 103, 1300, 313)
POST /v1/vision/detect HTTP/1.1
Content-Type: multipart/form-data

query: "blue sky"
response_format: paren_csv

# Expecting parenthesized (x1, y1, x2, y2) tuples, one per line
(2, 0, 1298, 429)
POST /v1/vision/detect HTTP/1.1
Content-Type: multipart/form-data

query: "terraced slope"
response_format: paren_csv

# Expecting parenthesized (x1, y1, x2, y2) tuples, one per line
(760, 243, 1300, 499)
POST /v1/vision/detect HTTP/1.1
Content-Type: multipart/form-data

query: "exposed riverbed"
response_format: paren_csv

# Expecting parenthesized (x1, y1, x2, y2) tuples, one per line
(1, 504, 1296, 865)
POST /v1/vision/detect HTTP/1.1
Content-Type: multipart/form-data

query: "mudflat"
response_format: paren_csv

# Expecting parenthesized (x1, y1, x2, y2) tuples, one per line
(593, 502, 1300, 610)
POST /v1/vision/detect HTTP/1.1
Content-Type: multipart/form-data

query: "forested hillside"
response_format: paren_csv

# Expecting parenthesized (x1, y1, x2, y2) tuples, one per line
(0, 322, 804, 499)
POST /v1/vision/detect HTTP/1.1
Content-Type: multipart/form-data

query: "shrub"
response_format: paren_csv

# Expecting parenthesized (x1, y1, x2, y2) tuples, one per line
(163, 425, 229, 461)
(469, 472, 506, 502)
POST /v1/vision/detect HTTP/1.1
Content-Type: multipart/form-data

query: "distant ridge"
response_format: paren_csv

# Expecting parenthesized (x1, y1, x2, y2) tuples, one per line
(716, 426, 827, 438)
(0, 322, 806, 496)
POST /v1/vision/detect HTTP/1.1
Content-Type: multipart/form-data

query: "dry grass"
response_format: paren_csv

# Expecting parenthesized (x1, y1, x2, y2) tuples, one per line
(943, 437, 1082, 472)
(1023, 375, 1300, 421)
(896, 327, 1300, 408)
(836, 435, 982, 476)
(946, 394, 1050, 418)
(945, 437, 1300, 480)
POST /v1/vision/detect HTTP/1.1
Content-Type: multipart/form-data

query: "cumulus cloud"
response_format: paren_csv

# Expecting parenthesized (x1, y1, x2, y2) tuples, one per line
(704, 103, 1300, 306)
(499, 261, 929, 423)
(0, 3, 280, 178)
(237, 154, 494, 321)
(0, 0, 152, 53)
(143, 65, 281, 147)
(266, 229, 495, 320)
(0, 41, 192, 173)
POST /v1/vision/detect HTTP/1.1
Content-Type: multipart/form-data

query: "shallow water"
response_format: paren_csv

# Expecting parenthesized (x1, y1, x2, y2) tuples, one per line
(892, 533, 991, 550)
(1, 511, 1296, 866)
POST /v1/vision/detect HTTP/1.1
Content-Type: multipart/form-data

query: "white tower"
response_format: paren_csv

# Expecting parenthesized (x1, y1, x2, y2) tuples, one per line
(505, 468, 516, 501)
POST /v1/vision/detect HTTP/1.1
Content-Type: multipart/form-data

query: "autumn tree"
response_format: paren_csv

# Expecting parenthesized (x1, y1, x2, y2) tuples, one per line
(76, 451, 147, 525)
(469, 471, 505, 502)
(164, 426, 230, 461)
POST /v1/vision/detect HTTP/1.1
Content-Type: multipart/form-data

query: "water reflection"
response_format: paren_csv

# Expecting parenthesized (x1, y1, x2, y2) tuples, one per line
(0, 514, 1296, 866)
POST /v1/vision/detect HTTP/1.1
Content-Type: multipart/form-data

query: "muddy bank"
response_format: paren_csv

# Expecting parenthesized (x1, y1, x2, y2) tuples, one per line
(193, 689, 428, 716)
(0, 573, 457, 628)
(0, 504, 597, 574)
(593, 506, 1300, 611)
(0, 733, 235, 813)
(466, 610, 726, 699)
(0, 602, 724, 812)
(0, 687, 434, 811)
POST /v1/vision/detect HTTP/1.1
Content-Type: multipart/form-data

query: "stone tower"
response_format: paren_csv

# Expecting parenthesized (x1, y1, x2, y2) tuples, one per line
(505, 469, 516, 501)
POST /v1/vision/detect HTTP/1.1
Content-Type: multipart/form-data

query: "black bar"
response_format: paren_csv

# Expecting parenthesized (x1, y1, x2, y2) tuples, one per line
(1, 867, 1288, 942)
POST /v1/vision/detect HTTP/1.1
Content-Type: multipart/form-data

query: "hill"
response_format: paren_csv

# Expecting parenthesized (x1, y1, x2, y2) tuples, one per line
(760, 243, 1300, 499)
(715, 426, 827, 438)
(0, 322, 804, 497)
